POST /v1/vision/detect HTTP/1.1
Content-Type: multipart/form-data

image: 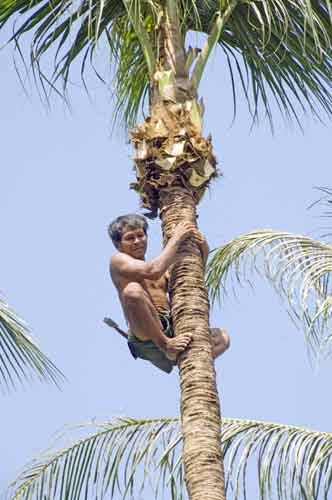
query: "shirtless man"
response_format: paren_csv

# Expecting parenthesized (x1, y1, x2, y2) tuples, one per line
(108, 214, 230, 373)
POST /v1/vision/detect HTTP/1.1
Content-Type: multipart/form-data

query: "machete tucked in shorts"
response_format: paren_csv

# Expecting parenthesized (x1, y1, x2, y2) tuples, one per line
(127, 312, 176, 374)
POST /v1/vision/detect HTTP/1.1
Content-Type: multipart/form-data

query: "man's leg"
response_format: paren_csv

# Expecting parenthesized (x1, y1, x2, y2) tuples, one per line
(210, 328, 230, 359)
(122, 282, 192, 361)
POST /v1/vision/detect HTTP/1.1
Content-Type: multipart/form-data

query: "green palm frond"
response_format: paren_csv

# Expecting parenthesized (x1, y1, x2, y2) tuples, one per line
(9, 415, 332, 499)
(107, 16, 149, 128)
(206, 230, 332, 359)
(193, 0, 332, 127)
(0, 295, 64, 391)
(0, 0, 153, 127)
(3, 1, 332, 129)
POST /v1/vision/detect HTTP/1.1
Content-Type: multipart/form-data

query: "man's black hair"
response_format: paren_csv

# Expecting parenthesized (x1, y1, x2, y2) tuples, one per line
(108, 214, 148, 248)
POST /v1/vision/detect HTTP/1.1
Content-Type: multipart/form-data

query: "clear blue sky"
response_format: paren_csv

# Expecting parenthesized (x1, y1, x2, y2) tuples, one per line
(1, 32, 331, 499)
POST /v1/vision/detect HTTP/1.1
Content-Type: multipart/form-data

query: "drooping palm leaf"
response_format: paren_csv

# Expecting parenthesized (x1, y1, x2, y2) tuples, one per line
(194, 0, 332, 128)
(0, 295, 64, 391)
(107, 16, 150, 128)
(318, 187, 332, 220)
(9, 415, 332, 499)
(206, 230, 332, 359)
(0, 0, 149, 127)
(310, 187, 332, 240)
(3, 1, 332, 128)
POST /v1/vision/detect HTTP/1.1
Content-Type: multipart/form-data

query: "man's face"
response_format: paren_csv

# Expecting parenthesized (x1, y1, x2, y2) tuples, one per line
(118, 226, 147, 260)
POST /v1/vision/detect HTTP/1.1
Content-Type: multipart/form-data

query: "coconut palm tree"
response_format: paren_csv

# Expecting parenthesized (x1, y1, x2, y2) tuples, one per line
(0, 294, 63, 391)
(2, 1, 332, 498)
(7, 191, 332, 499)
(7, 190, 332, 499)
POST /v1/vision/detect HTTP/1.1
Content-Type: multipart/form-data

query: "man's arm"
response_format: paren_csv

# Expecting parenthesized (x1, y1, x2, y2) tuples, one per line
(111, 222, 198, 282)
(171, 231, 209, 267)
(199, 237, 210, 267)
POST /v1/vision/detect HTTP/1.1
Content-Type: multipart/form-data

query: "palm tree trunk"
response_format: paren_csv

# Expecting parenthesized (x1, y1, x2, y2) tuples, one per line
(160, 4, 225, 496)
(159, 187, 225, 500)
(131, 2, 226, 497)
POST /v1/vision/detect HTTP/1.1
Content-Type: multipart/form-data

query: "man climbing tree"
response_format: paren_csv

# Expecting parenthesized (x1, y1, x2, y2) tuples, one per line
(4, 1, 332, 498)
(106, 214, 230, 373)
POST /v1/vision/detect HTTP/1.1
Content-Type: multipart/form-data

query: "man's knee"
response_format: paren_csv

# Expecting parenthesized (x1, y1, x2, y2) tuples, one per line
(221, 329, 230, 350)
(211, 328, 230, 349)
(122, 283, 145, 305)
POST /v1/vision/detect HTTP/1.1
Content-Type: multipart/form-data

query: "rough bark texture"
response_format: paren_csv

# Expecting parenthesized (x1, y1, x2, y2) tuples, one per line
(159, 187, 225, 500)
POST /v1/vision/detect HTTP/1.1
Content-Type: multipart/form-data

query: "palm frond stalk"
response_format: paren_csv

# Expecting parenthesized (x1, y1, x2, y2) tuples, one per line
(0, 296, 64, 391)
(206, 230, 332, 360)
(9, 415, 332, 500)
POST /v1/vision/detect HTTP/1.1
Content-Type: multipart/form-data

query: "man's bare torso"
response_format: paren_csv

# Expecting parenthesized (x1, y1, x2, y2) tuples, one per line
(110, 252, 169, 316)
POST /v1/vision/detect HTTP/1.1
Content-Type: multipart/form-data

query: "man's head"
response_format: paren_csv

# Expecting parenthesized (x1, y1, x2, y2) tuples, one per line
(108, 214, 148, 259)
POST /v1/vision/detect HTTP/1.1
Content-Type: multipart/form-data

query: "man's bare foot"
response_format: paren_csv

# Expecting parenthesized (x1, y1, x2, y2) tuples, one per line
(211, 328, 230, 359)
(164, 334, 193, 361)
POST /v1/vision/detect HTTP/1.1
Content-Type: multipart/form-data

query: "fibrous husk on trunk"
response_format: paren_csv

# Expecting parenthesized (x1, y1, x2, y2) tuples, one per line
(159, 187, 225, 500)
(130, 99, 219, 217)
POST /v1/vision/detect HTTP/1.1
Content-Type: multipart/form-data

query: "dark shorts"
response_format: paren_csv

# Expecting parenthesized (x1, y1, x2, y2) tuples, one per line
(127, 313, 176, 374)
